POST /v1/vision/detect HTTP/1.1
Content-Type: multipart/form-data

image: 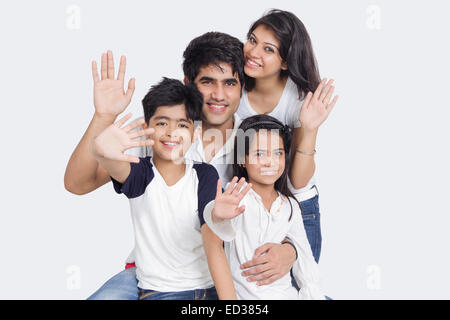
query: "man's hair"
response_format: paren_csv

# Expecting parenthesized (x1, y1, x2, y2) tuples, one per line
(182, 32, 245, 86)
(142, 77, 203, 124)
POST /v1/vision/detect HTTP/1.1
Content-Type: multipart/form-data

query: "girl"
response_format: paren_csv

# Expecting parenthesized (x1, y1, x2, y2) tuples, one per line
(203, 115, 325, 300)
(238, 9, 339, 262)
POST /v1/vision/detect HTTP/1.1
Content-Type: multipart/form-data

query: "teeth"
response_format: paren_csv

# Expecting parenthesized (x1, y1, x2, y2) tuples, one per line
(210, 104, 225, 109)
(261, 170, 278, 175)
(247, 59, 260, 67)
(163, 142, 179, 146)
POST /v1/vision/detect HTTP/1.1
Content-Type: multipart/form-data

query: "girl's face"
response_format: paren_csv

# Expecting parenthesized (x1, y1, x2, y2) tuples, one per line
(244, 130, 285, 186)
(243, 25, 287, 80)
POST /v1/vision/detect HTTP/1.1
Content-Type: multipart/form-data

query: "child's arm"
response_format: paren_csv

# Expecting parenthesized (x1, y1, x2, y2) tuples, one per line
(286, 201, 326, 300)
(201, 224, 237, 300)
(289, 78, 338, 189)
(89, 113, 154, 183)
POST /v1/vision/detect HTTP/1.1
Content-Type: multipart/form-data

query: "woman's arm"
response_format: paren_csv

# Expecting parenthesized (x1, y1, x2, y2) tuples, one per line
(289, 78, 338, 189)
(201, 224, 237, 300)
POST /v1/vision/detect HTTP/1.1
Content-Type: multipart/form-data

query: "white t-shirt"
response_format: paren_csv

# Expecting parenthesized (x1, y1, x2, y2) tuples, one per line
(203, 187, 325, 300)
(111, 157, 218, 292)
(237, 78, 316, 194)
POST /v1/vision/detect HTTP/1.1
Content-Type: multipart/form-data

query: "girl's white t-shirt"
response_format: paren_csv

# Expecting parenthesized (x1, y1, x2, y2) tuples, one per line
(237, 77, 316, 194)
(203, 187, 325, 300)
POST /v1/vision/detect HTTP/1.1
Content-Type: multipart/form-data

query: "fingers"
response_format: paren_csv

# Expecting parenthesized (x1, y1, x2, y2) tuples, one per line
(231, 177, 246, 196)
(313, 78, 327, 100)
(123, 118, 145, 133)
(101, 53, 107, 80)
(241, 262, 272, 278)
(224, 177, 239, 195)
(115, 113, 133, 127)
(236, 205, 246, 216)
(240, 254, 270, 270)
(117, 55, 126, 81)
(302, 91, 313, 110)
(253, 243, 276, 259)
(125, 78, 135, 103)
(327, 95, 339, 112)
(323, 85, 335, 105)
(319, 79, 334, 102)
(92, 61, 100, 83)
(122, 155, 141, 164)
(256, 274, 281, 286)
(107, 50, 115, 79)
(126, 139, 155, 149)
(128, 127, 155, 140)
(238, 183, 252, 202)
(216, 179, 223, 198)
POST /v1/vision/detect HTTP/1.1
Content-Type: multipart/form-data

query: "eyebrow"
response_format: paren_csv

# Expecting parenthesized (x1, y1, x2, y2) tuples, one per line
(254, 148, 285, 152)
(153, 116, 192, 123)
(251, 32, 279, 50)
(199, 76, 238, 84)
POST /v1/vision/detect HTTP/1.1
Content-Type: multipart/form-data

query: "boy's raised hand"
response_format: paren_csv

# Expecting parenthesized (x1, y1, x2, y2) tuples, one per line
(298, 78, 338, 132)
(212, 177, 252, 221)
(91, 113, 155, 163)
(92, 51, 135, 119)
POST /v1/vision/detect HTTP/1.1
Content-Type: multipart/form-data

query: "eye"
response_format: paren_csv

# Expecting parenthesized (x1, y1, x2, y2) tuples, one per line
(256, 152, 264, 157)
(179, 123, 189, 129)
(225, 81, 236, 87)
(275, 151, 284, 156)
(248, 36, 256, 44)
(265, 47, 275, 53)
(156, 122, 167, 127)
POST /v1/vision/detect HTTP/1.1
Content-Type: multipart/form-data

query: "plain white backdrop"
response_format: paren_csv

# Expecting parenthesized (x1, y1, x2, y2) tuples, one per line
(0, 0, 449, 299)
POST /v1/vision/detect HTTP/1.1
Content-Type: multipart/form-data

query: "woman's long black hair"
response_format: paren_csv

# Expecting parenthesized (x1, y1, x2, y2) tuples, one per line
(233, 115, 300, 220)
(245, 9, 321, 100)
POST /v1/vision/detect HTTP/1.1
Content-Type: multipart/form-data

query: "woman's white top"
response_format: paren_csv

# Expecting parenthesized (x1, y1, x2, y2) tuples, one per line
(203, 187, 325, 300)
(237, 77, 316, 194)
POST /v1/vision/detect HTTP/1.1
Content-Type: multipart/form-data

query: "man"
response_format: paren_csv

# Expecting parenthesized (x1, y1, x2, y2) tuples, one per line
(64, 32, 298, 300)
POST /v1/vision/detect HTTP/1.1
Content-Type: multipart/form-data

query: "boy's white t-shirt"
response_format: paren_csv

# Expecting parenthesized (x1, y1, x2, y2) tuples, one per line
(237, 77, 316, 194)
(111, 157, 218, 291)
(203, 187, 325, 300)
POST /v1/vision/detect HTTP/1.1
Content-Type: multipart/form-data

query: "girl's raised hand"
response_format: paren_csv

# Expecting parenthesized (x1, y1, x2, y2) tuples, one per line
(213, 177, 252, 221)
(298, 78, 338, 132)
(91, 113, 155, 163)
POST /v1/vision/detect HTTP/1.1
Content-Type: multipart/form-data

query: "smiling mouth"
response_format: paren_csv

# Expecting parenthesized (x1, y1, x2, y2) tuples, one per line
(207, 103, 227, 113)
(260, 170, 278, 176)
(161, 141, 181, 149)
(246, 58, 262, 69)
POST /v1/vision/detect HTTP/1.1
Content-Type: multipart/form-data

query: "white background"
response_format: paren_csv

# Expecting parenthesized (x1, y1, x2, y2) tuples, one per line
(0, 0, 449, 299)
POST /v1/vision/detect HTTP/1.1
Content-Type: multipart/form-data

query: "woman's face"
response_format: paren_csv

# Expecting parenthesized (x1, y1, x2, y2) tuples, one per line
(244, 130, 285, 187)
(243, 25, 287, 80)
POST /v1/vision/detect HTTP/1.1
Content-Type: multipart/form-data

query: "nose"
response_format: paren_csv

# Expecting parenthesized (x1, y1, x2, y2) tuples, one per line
(211, 84, 225, 102)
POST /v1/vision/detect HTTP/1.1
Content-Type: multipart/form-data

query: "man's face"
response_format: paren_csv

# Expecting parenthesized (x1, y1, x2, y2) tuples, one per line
(193, 63, 242, 127)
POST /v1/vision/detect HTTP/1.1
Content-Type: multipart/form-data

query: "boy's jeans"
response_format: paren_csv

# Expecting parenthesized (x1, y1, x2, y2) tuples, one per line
(88, 193, 323, 300)
(138, 287, 218, 300)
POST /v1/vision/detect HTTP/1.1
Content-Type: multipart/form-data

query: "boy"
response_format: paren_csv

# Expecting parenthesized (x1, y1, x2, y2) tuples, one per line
(89, 77, 223, 299)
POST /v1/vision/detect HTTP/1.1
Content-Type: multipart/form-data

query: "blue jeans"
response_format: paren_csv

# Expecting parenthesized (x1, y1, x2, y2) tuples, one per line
(138, 287, 218, 300)
(299, 194, 322, 263)
(87, 267, 139, 300)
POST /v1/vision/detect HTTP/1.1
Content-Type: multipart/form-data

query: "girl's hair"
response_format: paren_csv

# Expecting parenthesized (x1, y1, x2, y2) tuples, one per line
(245, 9, 321, 100)
(233, 114, 300, 220)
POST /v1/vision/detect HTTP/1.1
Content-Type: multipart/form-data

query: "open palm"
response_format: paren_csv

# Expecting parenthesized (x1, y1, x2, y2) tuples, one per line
(299, 78, 338, 132)
(213, 177, 252, 221)
(92, 51, 135, 117)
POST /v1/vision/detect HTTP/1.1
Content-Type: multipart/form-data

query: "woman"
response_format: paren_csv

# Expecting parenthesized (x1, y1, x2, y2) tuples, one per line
(238, 9, 339, 263)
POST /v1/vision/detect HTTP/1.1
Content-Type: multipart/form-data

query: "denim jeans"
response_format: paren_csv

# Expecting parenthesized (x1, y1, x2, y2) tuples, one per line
(138, 287, 218, 300)
(87, 267, 139, 300)
(299, 194, 322, 263)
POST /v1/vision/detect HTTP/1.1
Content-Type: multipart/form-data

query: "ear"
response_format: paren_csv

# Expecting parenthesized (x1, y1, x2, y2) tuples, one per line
(183, 76, 189, 84)
(281, 61, 288, 71)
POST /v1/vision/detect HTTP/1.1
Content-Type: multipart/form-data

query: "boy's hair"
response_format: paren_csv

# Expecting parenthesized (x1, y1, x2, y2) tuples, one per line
(182, 32, 245, 86)
(142, 77, 203, 124)
(232, 114, 299, 221)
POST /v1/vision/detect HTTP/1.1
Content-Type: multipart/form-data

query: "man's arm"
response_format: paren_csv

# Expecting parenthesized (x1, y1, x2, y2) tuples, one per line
(64, 51, 136, 194)
(201, 224, 237, 300)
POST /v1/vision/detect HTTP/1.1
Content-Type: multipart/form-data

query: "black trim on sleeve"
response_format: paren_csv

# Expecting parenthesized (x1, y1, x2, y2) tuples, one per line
(193, 162, 219, 226)
(111, 157, 155, 199)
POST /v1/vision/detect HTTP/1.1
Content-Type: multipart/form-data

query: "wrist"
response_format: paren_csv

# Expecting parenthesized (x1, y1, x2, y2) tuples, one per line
(282, 241, 298, 262)
(300, 126, 319, 137)
(93, 112, 117, 125)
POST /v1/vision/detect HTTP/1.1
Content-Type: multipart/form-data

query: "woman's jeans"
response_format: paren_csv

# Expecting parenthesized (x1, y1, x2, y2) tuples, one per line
(138, 287, 218, 300)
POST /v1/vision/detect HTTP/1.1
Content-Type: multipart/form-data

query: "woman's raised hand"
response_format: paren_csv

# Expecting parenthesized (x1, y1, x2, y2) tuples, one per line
(298, 78, 338, 132)
(90, 113, 155, 163)
(213, 177, 252, 221)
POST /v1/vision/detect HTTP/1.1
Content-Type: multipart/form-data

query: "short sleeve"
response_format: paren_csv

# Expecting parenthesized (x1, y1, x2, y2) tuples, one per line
(111, 157, 155, 199)
(193, 163, 220, 226)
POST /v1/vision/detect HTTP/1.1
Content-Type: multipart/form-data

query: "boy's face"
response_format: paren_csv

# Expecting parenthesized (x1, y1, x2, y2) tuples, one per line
(145, 104, 194, 162)
(193, 63, 242, 127)
(245, 130, 285, 186)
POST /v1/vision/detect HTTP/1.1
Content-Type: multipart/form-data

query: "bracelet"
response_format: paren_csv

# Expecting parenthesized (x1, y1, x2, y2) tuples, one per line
(296, 148, 316, 156)
(282, 240, 298, 260)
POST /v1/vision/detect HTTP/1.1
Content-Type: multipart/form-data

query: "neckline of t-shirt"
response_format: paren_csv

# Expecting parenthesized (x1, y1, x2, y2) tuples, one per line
(150, 157, 192, 189)
(244, 77, 293, 116)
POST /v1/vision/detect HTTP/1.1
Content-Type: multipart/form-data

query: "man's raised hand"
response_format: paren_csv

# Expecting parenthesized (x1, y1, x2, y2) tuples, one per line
(92, 51, 135, 120)
(90, 113, 154, 163)
(212, 177, 252, 222)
